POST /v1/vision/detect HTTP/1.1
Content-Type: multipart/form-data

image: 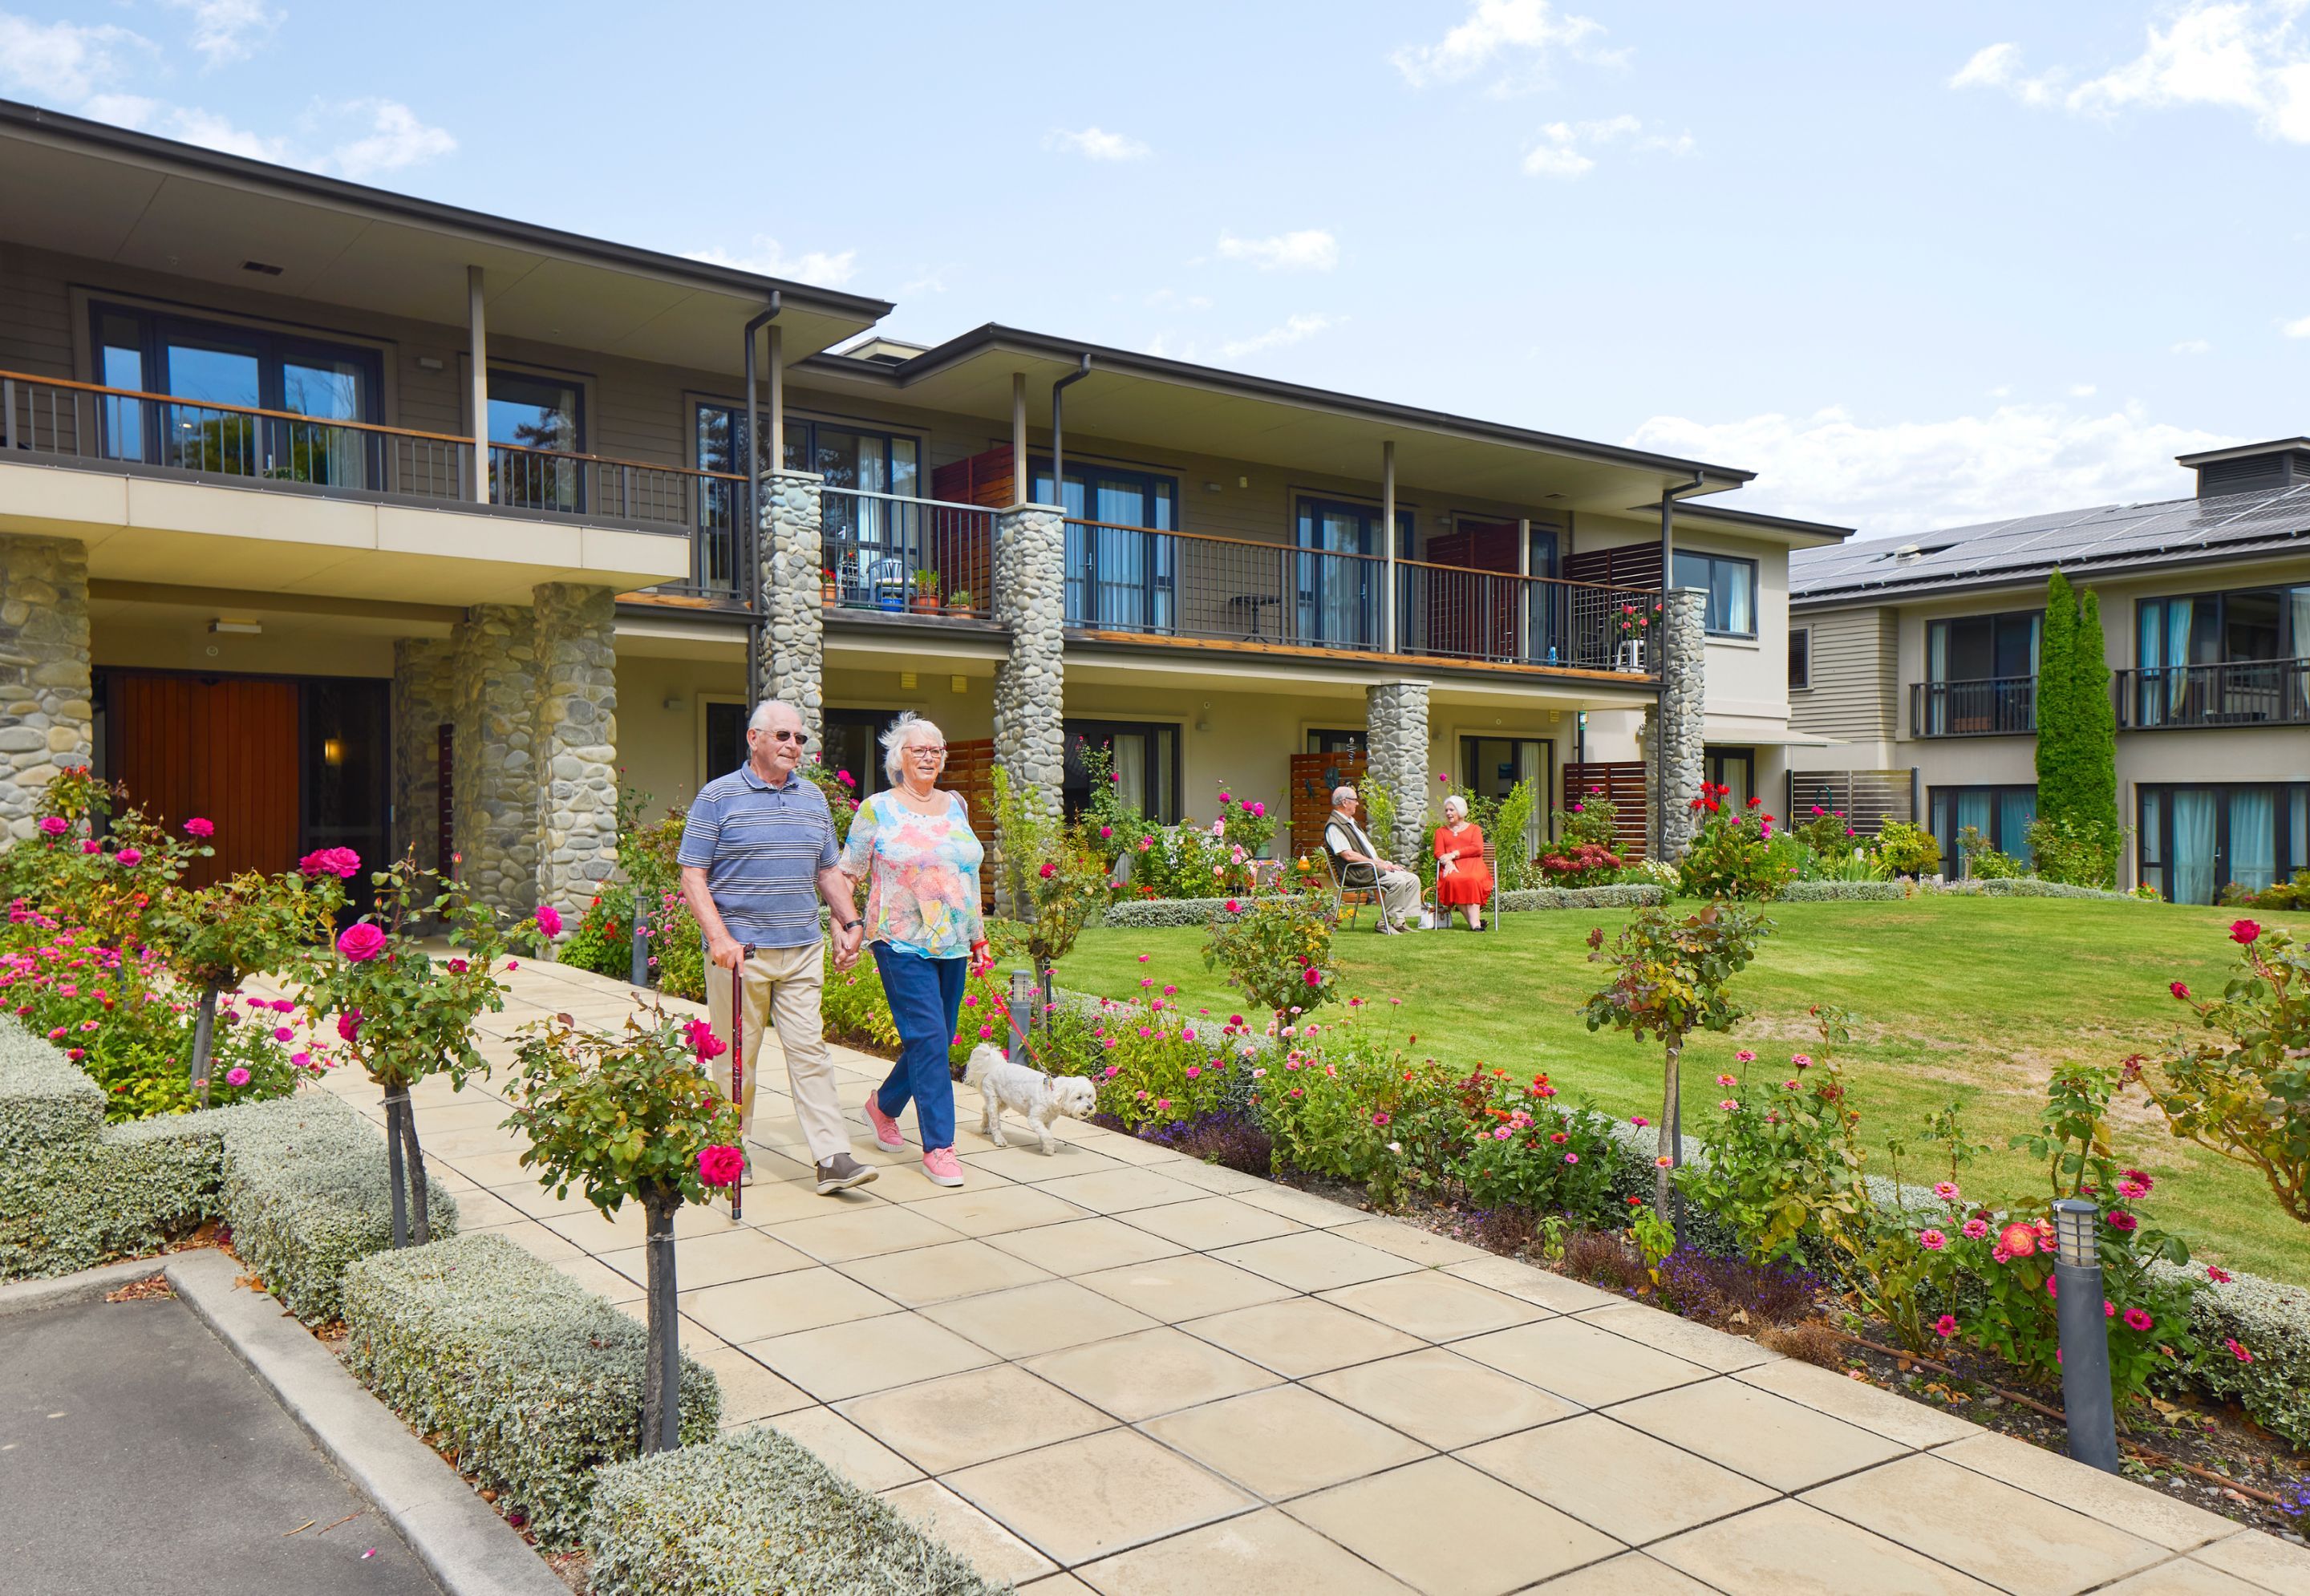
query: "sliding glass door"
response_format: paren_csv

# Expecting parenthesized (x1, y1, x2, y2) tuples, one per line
(2138, 782, 2309, 903)
(1034, 461, 1177, 631)
(1295, 499, 1409, 650)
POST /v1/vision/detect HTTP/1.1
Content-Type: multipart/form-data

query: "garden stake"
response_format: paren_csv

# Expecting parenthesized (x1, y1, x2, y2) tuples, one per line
(728, 945, 752, 1221)
(381, 1087, 407, 1249)
(2053, 1197, 2122, 1474)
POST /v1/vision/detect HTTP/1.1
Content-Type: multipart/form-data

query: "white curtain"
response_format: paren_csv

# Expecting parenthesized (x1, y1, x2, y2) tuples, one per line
(2231, 789, 2276, 893)
(2173, 790, 2217, 905)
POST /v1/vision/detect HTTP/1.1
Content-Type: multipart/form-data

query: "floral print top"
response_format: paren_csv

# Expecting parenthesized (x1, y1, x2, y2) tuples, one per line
(840, 789, 987, 959)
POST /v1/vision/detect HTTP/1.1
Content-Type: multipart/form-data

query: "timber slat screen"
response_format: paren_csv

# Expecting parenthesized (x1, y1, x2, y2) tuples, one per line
(1784, 769, 1917, 835)
(1561, 760, 1648, 862)
(943, 739, 998, 904)
(1289, 751, 1368, 859)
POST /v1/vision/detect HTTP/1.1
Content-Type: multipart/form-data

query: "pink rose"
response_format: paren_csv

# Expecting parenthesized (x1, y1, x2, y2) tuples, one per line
(300, 847, 362, 879)
(184, 816, 215, 838)
(697, 1144, 745, 1188)
(535, 904, 564, 938)
(1932, 1314, 1958, 1339)
(38, 816, 68, 837)
(447, 958, 468, 974)
(80, 840, 99, 855)
(337, 923, 387, 962)
(225, 1066, 251, 1087)
(683, 1018, 727, 1061)
(337, 1010, 363, 1042)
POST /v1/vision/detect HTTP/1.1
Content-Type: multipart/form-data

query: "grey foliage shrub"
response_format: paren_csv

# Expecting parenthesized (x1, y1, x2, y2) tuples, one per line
(1776, 881, 1909, 902)
(219, 1089, 457, 1324)
(1929, 877, 2144, 902)
(342, 1232, 716, 1547)
(1495, 884, 1666, 911)
(585, 1426, 999, 1596)
(2152, 1262, 2310, 1448)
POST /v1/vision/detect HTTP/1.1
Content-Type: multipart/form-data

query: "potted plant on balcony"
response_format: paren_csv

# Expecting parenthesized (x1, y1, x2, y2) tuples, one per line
(910, 569, 942, 615)
(820, 565, 838, 606)
(946, 587, 975, 617)
(1615, 601, 1659, 671)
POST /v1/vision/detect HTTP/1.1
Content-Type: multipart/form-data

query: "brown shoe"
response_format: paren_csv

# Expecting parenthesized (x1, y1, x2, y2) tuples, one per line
(815, 1152, 878, 1194)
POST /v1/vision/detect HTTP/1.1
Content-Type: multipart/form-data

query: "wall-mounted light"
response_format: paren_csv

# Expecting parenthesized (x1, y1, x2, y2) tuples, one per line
(950, 675, 967, 694)
(1237, 475, 1249, 488)
(322, 736, 345, 767)
(1203, 480, 1223, 493)
(899, 670, 918, 691)
(208, 618, 261, 635)
(662, 695, 685, 712)
(416, 355, 447, 373)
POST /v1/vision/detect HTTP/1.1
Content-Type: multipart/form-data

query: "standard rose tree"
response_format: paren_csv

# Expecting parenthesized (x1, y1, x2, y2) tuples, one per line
(500, 1005, 743, 1453)
(294, 857, 553, 1246)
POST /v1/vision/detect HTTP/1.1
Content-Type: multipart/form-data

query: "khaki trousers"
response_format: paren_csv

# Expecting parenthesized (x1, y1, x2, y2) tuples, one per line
(703, 940, 850, 1165)
(1375, 869, 1421, 929)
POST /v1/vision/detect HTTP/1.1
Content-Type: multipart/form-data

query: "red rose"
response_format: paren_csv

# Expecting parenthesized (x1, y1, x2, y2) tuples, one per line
(2169, 981, 2189, 1000)
(2231, 918, 2261, 945)
(337, 923, 387, 962)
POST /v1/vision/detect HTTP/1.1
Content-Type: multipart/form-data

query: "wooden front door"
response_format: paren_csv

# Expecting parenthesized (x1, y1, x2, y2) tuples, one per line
(107, 672, 302, 886)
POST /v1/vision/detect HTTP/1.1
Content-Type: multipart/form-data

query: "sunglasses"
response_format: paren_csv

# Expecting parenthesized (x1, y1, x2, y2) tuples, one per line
(762, 729, 808, 745)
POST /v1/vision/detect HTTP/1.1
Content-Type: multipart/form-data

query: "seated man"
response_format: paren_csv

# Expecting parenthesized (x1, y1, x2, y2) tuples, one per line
(1322, 784, 1422, 934)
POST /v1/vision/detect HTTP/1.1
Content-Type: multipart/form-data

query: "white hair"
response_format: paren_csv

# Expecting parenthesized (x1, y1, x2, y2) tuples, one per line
(1442, 793, 1469, 820)
(748, 699, 800, 733)
(881, 712, 946, 782)
(1331, 784, 1358, 808)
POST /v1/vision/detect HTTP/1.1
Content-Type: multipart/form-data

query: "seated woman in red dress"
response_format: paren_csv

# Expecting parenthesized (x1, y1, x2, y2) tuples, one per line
(1432, 794, 1493, 931)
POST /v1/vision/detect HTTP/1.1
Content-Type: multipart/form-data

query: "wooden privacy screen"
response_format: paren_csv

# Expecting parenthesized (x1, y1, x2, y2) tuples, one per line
(107, 672, 301, 886)
(1784, 769, 1915, 836)
(1562, 544, 1663, 589)
(942, 737, 998, 905)
(927, 447, 1012, 613)
(1561, 760, 1648, 862)
(1289, 751, 1368, 857)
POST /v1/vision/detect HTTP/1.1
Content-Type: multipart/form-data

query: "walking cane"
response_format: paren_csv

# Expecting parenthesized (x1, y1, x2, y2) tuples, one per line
(729, 944, 754, 1221)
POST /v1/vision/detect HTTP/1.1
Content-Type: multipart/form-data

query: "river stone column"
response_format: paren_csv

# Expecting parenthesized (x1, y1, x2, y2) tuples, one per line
(0, 536, 93, 837)
(1656, 586, 1708, 859)
(992, 503, 1067, 817)
(390, 637, 456, 872)
(533, 582, 620, 923)
(1364, 679, 1431, 863)
(759, 469, 825, 743)
(450, 604, 540, 917)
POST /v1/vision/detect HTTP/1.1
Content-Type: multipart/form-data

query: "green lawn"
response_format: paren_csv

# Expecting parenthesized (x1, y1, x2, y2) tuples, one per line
(1056, 896, 2310, 1282)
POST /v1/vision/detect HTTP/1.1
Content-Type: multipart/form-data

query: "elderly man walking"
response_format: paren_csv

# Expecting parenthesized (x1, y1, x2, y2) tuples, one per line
(1323, 784, 1422, 934)
(679, 700, 877, 1194)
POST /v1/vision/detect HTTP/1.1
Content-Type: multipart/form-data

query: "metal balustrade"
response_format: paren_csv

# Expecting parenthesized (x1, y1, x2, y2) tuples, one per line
(2118, 659, 2310, 728)
(820, 486, 997, 620)
(1911, 676, 2039, 737)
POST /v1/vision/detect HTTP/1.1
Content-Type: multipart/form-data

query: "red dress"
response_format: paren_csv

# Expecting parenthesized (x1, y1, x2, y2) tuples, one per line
(1433, 824, 1493, 905)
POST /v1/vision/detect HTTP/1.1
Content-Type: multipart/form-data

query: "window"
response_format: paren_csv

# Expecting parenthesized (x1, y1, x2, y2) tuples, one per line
(1307, 728, 1365, 755)
(2134, 585, 2310, 726)
(1788, 628, 1811, 691)
(703, 701, 748, 786)
(1928, 784, 2038, 877)
(1922, 610, 2041, 735)
(488, 370, 584, 512)
(1032, 459, 1178, 630)
(1671, 550, 1757, 637)
(1296, 497, 1414, 649)
(693, 406, 926, 598)
(90, 302, 383, 487)
(1459, 736, 1551, 857)
(822, 709, 902, 801)
(2138, 783, 2309, 904)
(1063, 719, 1181, 824)
(1706, 748, 1756, 812)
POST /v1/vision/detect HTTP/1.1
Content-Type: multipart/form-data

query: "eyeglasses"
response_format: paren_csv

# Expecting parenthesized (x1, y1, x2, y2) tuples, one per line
(908, 745, 947, 759)
(763, 729, 808, 745)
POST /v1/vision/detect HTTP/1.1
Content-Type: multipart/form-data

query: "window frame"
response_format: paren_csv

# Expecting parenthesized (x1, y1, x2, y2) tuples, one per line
(2137, 585, 2310, 668)
(1062, 718, 1183, 824)
(1788, 626, 1812, 691)
(1926, 609, 2043, 686)
(1927, 783, 2039, 876)
(1670, 549, 1759, 638)
(1033, 456, 1182, 633)
(2136, 780, 2309, 903)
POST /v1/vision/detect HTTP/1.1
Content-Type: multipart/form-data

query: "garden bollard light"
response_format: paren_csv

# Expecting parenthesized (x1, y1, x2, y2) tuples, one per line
(2053, 1197, 2121, 1474)
(1007, 968, 1035, 1064)
(629, 901, 650, 989)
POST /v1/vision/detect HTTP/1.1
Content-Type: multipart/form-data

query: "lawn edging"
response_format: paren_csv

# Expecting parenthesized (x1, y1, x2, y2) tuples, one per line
(164, 1246, 567, 1596)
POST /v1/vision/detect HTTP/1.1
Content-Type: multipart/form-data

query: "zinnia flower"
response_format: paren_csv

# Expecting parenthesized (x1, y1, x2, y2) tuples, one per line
(1934, 1182, 1960, 1201)
(2122, 1306, 2154, 1332)
(225, 1067, 251, 1087)
(2106, 1209, 2138, 1233)
(1790, 1053, 1812, 1070)
(1919, 1228, 1947, 1251)
(337, 923, 387, 962)
(1996, 1221, 2038, 1258)
(1630, 1115, 1649, 1128)
(536, 905, 564, 938)
(1962, 1217, 1988, 1240)
(697, 1144, 745, 1188)
(184, 817, 214, 837)
(1715, 1073, 1737, 1088)
(2226, 1338, 2253, 1363)
(1734, 1050, 1756, 1063)
(273, 1026, 294, 1043)
(2207, 1266, 2231, 1284)
(1372, 1111, 1391, 1127)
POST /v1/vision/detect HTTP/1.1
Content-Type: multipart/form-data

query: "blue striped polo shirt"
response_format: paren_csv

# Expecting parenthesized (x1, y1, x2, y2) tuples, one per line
(677, 764, 839, 948)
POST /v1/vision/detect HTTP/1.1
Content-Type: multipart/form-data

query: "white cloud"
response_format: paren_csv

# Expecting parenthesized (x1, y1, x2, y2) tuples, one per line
(1390, 0, 1615, 92)
(0, 12, 151, 101)
(2171, 338, 2212, 354)
(1044, 126, 1151, 161)
(323, 99, 456, 179)
(1626, 403, 2231, 536)
(686, 237, 861, 288)
(1953, 4, 2310, 143)
(1214, 229, 1338, 272)
(164, 0, 280, 68)
(2069, 383, 2098, 396)
(1219, 313, 1338, 358)
(164, 106, 290, 162)
(1522, 114, 1688, 177)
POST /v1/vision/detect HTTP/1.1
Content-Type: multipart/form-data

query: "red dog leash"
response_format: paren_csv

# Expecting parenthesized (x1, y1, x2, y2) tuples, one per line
(729, 944, 753, 1220)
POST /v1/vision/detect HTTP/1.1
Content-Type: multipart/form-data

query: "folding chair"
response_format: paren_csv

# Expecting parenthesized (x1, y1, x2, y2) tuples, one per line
(1319, 846, 1379, 930)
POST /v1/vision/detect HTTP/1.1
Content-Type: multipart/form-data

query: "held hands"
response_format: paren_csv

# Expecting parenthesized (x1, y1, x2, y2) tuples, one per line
(832, 919, 864, 972)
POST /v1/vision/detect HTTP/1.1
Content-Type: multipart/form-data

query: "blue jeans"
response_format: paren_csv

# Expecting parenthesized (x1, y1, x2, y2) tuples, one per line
(871, 943, 964, 1152)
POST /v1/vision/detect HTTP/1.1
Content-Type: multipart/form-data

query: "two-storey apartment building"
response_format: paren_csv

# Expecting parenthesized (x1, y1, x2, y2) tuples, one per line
(0, 101, 1847, 920)
(1789, 442, 2310, 902)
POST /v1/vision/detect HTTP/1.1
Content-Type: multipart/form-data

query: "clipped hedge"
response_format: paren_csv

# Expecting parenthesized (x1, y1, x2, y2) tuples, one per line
(585, 1426, 999, 1596)
(219, 1089, 457, 1325)
(1099, 881, 1665, 929)
(1776, 881, 1909, 902)
(1930, 877, 2146, 902)
(2157, 1263, 2310, 1448)
(342, 1232, 717, 1547)
(1100, 896, 1240, 929)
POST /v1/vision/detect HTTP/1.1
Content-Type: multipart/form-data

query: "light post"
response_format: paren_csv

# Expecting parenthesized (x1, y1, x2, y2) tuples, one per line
(1007, 967, 1035, 1064)
(2053, 1197, 2121, 1474)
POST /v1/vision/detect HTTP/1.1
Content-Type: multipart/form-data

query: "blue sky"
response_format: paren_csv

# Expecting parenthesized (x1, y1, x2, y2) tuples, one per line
(6, 1, 2309, 535)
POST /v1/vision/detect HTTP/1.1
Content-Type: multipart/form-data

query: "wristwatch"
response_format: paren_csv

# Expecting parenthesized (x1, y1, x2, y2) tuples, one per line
(837, 917, 862, 932)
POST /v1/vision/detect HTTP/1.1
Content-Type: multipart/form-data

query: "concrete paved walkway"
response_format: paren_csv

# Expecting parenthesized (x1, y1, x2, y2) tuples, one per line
(293, 958, 2310, 1596)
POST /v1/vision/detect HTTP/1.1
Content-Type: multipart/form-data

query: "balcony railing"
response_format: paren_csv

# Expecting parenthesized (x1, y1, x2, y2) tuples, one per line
(820, 486, 996, 621)
(1911, 676, 2037, 737)
(1060, 520, 1660, 673)
(2118, 659, 2310, 728)
(2, 371, 725, 546)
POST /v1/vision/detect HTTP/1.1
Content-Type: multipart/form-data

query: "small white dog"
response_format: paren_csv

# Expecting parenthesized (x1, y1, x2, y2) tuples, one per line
(964, 1043, 1098, 1154)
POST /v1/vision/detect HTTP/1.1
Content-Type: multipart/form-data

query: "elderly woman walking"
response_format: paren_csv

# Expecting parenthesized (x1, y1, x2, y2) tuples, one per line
(1433, 793, 1493, 931)
(840, 714, 991, 1188)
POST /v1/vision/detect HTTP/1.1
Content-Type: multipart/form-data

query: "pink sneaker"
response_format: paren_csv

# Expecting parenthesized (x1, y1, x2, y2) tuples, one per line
(922, 1147, 964, 1188)
(862, 1098, 905, 1152)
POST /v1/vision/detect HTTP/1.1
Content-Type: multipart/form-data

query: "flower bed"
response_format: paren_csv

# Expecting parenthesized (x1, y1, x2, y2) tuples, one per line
(583, 1426, 999, 1596)
(342, 1231, 717, 1548)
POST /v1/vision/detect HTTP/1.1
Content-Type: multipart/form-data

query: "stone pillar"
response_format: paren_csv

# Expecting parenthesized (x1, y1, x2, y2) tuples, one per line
(0, 537, 93, 836)
(759, 469, 825, 743)
(533, 584, 620, 919)
(992, 503, 1067, 816)
(1656, 587, 1708, 859)
(1364, 679, 1431, 863)
(450, 604, 540, 917)
(390, 637, 456, 871)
